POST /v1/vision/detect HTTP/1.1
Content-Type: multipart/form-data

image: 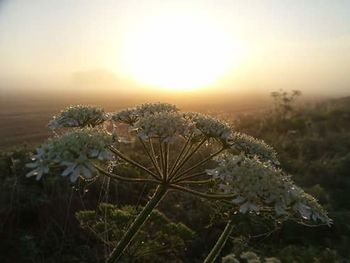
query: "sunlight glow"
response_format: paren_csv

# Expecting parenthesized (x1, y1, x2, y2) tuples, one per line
(119, 14, 245, 91)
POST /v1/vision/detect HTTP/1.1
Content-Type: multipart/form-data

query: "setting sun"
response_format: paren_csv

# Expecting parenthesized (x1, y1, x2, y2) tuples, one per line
(119, 14, 245, 91)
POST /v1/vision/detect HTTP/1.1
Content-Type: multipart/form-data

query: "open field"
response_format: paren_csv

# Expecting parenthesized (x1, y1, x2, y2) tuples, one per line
(0, 94, 272, 149)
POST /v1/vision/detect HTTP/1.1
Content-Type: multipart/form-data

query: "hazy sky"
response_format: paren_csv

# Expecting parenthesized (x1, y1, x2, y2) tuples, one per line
(0, 0, 349, 96)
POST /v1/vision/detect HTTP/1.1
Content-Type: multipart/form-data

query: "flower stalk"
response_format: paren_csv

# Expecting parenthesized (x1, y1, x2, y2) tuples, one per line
(105, 185, 168, 263)
(204, 220, 234, 263)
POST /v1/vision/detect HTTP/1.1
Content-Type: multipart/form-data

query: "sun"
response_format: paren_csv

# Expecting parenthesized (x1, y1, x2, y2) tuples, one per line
(119, 14, 244, 91)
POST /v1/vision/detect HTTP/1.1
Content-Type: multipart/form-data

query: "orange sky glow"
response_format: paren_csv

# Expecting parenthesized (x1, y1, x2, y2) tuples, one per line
(0, 0, 349, 98)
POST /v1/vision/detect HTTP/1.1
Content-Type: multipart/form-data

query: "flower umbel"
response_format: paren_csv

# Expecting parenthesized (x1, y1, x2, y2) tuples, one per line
(208, 153, 331, 225)
(111, 103, 179, 126)
(136, 112, 191, 142)
(26, 128, 114, 182)
(184, 112, 232, 145)
(230, 132, 279, 165)
(136, 102, 178, 117)
(48, 105, 107, 129)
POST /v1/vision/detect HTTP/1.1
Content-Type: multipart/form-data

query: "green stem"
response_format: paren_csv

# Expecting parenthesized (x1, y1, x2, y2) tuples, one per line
(168, 139, 206, 181)
(105, 185, 168, 263)
(158, 139, 165, 177)
(174, 147, 224, 181)
(148, 138, 163, 176)
(164, 142, 169, 180)
(139, 138, 162, 178)
(108, 146, 160, 180)
(168, 134, 192, 176)
(168, 184, 235, 200)
(178, 179, 212, 185)
(204, 220, 234, 263)
(94, 165, 160, 185)
(172, 171, 207, 184)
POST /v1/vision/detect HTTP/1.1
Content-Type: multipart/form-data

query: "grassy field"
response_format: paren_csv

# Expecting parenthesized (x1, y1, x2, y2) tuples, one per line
(0, 99, 61, 149)
(0, 94, 271, 149)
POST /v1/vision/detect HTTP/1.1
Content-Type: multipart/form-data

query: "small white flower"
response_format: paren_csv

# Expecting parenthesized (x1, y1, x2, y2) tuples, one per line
(61, 157, 95, 182)
(239, 202, 259, 214)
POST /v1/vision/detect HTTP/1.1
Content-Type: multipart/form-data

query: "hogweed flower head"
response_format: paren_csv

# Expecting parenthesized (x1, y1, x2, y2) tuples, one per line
(136, 112, 191, 142)
(26, 128, 114, 182)
(111, 103, 178, 126)
(136, 102, 178, 117)
(184, 112, 232, 145)
(207, 153, 331, 225)
(230, 132, 279, 165)
(48, 105, 107, 129)
(111, 107, 138, 125)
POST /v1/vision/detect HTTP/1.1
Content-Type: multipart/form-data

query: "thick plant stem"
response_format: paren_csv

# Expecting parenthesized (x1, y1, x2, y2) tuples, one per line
(105, 185, 168, 263)
(204, 220, 234, 263)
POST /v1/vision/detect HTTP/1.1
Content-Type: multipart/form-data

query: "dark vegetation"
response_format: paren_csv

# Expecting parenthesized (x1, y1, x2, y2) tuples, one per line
(1, 93, 350, 262)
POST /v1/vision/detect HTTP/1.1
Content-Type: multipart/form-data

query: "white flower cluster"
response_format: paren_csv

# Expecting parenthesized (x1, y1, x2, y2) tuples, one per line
(111, 103, 178, 125)
(111, 108, 138, 125)
(48, 105, 107, 129)
(207, 153, 331, 225)
(135, 112, 191, 142)
(230, 132, 279, 165)
(26, 128, 114, 182)
(136, 102, 178, 117)
(111, 103, 238, 145)
(184, 113, 232, 144)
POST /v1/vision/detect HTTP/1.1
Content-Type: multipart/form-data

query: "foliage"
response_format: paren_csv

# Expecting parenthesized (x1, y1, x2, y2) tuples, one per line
(222, 251, 280, 263)
(76, 203, 195, 262)
(270, 89, 302, 120)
